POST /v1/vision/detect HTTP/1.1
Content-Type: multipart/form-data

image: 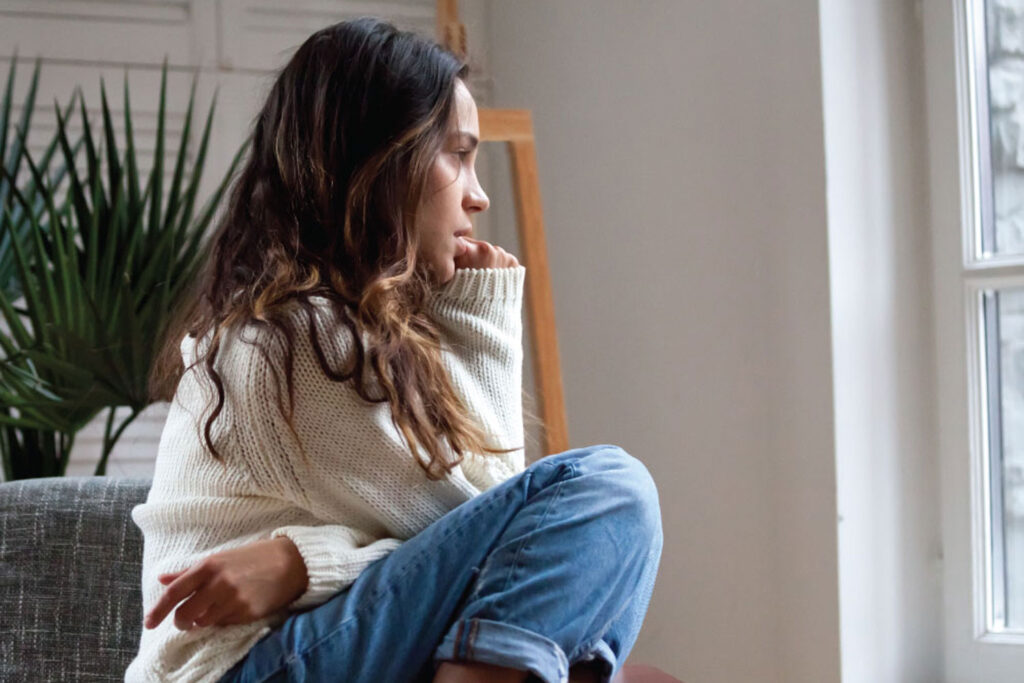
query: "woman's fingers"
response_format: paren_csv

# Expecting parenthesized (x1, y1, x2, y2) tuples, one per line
(214, 609, 248, 626)
(145, 563, 213, 629)
(172, 584, 221, 631)
(158, 570, 186, 585)
(192, 599, 235, 629)
(454, 237, 490, 269)
(455, 236, 518, 269)
(490, 244, 517, 268)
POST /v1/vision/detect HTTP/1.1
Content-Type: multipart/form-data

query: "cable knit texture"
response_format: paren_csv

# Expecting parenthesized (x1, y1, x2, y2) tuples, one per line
(125, 265, 527, 682)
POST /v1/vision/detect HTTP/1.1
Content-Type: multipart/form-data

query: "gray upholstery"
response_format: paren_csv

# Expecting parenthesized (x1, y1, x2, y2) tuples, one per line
(0, 476, 151, 682)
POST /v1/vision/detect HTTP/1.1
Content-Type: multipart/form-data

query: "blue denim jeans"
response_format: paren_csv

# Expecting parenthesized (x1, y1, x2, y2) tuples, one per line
(216, 444, 663, 683)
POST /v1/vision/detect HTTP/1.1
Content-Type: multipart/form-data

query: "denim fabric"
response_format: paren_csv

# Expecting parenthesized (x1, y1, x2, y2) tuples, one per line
(216, 444, 663, 683)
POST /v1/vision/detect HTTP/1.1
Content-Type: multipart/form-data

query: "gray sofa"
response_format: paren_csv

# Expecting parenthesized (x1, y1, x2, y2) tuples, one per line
(0, 476, 151, 682)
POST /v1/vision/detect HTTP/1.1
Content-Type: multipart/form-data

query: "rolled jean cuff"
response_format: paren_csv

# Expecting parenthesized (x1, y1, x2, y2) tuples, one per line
(433, 617, 570, 683)
(570, 637, 618, 683)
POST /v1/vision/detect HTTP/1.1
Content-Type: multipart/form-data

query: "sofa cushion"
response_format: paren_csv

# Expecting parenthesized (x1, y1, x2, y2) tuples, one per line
(0, 476, 151, 682)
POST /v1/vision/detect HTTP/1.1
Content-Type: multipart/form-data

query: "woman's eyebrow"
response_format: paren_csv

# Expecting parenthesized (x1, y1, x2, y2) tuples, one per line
(453, 131, 479, 149)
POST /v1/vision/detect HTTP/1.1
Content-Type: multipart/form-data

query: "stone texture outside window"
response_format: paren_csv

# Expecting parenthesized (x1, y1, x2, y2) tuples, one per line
(988, 2, 1024, 515)
(989, 0, 1024, 254)
(987, 0, 1024, 628)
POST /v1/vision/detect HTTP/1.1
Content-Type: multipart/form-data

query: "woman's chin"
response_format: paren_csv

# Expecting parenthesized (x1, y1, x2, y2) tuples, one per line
(426, 261, 456, 287)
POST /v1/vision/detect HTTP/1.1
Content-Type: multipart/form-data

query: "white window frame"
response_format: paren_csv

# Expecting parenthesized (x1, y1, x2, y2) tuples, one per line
(925, 0, 1024, 678)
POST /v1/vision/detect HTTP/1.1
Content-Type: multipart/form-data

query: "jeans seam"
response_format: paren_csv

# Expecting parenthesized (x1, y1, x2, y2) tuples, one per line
(466, 618, 481, 658)
(381, 474, 536, 604)
(448, 461, 579, 666)
(497, 461, 578, 607)
(260, 480, 528, 678)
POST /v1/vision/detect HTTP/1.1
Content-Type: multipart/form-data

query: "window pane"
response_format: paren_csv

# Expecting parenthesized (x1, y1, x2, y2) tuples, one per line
(983, 287, 1024, 630)
(978, 0, 1024, 257)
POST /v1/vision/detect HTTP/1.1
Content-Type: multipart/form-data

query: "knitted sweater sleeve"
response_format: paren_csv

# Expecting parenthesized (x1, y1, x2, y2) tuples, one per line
(225, 265, 525, 611)
(424, 265, 528, 486)
(265, 524, 401, 611)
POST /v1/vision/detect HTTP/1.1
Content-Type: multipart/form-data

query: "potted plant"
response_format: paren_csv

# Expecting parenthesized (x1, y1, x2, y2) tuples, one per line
(0, 59, 245, 479)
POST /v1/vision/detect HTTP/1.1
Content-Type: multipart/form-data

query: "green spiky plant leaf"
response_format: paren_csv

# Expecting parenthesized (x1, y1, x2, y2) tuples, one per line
(0, 54, 90, 480)
(0, 59, 247, 479)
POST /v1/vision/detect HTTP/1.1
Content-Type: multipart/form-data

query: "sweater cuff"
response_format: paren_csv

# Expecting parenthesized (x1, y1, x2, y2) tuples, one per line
(426, 266, 526, 328)
(431, 265, 525, 303)
(269, 525, 403, 611)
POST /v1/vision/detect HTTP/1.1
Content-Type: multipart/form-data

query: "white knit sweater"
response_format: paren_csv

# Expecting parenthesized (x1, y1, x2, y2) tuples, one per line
(125, 265, 527, 683)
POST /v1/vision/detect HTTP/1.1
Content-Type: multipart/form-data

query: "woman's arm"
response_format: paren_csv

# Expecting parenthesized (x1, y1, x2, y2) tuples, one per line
(424, 264, 528, 485)
(144, 522, 404, 630)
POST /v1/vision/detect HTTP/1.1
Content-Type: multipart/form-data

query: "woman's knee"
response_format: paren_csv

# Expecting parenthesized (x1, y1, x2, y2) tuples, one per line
(582, 445, 663, 544)
(538, 444, 662, 542)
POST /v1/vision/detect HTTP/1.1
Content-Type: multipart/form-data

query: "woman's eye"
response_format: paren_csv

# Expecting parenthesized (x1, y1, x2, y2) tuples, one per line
(456, 150, 470, 159)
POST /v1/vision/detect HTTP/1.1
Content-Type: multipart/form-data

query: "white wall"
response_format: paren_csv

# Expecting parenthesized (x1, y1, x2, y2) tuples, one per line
(484, 2, 840, 681)
(820, 1, 945, 682)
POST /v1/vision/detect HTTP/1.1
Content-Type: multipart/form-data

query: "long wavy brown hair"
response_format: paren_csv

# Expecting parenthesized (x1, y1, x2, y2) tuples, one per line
(148, 17, 532, 481)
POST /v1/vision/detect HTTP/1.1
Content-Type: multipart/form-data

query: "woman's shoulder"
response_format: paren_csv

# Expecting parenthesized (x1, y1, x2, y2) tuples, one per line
(178, 295, 360, 375)
(235, 296, 359, 361)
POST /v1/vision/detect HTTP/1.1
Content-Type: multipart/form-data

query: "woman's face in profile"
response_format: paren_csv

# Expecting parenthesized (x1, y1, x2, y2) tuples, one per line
(415, 78, 490, 285)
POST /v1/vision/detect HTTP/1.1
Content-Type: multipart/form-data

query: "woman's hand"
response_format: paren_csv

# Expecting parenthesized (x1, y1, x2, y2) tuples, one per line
(454, 236, 520, 270)
(144, 537, 308, 631)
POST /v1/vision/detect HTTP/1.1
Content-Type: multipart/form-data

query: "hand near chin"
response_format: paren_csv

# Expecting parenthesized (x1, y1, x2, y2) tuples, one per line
(454, 236, 520, 270)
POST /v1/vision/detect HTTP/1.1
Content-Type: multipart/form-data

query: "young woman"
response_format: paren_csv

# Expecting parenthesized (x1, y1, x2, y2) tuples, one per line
(126, 17, 663, 683)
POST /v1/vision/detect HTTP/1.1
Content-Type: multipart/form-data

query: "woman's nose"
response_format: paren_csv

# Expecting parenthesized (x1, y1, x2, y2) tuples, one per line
(466, 177, 489, 213)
